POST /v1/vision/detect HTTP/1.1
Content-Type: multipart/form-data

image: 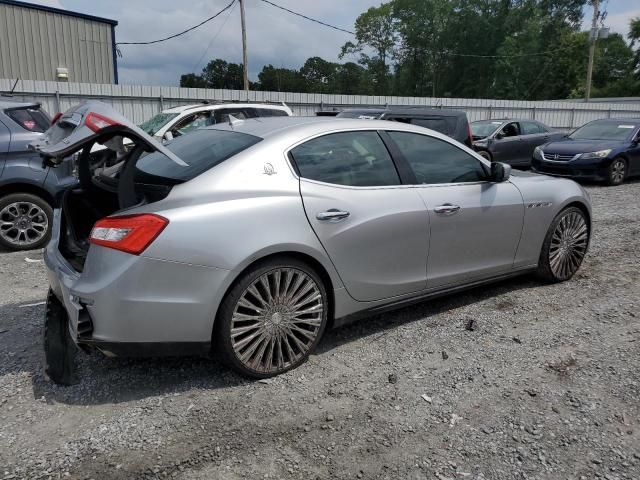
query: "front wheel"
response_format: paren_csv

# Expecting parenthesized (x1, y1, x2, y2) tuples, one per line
(215, 258, 329, 378)
(606, 157, 626, 186)
(536, 207, 589, 283)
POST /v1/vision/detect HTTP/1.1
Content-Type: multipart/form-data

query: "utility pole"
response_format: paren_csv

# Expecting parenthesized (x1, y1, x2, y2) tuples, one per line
(585, 0, 599, 102)
(239, 0, 249, 91)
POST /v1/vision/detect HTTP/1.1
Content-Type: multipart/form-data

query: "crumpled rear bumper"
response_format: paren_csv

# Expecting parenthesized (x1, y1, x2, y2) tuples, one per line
(44, 209, 231, 356)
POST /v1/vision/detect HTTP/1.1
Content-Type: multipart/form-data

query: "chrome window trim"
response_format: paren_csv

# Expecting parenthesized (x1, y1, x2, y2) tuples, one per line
(283, 127, 492, 190)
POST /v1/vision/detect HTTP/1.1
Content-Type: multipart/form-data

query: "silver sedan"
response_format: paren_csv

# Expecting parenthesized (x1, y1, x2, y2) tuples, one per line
(33, 102, 592, 384)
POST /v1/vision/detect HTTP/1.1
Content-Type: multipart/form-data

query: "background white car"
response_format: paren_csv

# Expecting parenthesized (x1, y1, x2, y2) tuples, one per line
(139, 102, 293, 141)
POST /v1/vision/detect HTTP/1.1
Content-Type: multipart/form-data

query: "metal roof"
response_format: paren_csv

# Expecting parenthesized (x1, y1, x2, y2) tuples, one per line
(0, 0, 118, 26)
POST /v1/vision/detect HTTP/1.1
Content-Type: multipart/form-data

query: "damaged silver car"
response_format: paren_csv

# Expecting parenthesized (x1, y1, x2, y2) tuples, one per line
(34, 102, 592, 384)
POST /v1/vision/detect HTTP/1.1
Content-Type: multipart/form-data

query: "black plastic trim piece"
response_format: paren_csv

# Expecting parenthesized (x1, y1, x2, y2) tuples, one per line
(79, 340, 212, 358)
(378, 130, 418, 185)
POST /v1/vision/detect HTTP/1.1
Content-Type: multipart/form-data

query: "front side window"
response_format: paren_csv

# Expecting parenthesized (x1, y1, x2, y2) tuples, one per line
(172, 112, 213, 136)
(387, 131, 487, 184)
(255, 108, 288, 117)
(214, 109, 248, 123)
(500, 122, 520, 137)
(290, 131, 400, 187)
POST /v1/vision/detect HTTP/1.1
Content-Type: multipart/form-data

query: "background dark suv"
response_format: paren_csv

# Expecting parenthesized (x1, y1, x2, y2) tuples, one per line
(336, 107, 473, 148)
(0, 99, 77, 251)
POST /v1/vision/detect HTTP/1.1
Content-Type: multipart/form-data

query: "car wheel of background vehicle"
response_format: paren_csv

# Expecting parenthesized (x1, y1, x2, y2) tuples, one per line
(536, 206, 589, 283)
(477, 150, 492, 161)
(215, 257, 329, 378)
(0, 193, 53, 251)
(44, 289, 78, 385)
(606, 158, 626, 186)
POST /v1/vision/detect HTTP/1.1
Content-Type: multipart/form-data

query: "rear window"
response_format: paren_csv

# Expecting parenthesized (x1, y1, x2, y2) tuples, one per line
(5, 107, 50, 132)
(135, 129, 262, 182)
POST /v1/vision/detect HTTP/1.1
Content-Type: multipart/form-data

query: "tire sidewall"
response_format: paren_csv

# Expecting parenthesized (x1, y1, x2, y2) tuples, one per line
(0, 193, 53, 251)
(215, 258, 329, 378)
(537, 206, 589, 283)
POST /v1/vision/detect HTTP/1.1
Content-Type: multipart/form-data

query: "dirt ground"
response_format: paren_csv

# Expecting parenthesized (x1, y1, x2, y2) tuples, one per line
(1, 181, 639, 480)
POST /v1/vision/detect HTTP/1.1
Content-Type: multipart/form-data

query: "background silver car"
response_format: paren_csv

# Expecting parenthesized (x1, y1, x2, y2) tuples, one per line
(34, 102, 592, 384)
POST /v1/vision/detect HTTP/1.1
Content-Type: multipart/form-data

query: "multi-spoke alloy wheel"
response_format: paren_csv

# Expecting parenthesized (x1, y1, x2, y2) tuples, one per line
(537, 207, 589, 282)
(0, 194, 52, 251)
(607, 158, 626, 186)
(218, 260, 328, 377)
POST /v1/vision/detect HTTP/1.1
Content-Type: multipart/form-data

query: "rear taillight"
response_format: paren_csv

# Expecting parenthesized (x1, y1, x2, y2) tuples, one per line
(85, 112, 120, 132)
(51, 112, 62, 125)
(90, 214, 168, 255)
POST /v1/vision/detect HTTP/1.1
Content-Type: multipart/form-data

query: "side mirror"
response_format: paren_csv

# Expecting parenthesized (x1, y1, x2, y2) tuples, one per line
(495, 132, 504, 140)
(490, 162, 511, 182)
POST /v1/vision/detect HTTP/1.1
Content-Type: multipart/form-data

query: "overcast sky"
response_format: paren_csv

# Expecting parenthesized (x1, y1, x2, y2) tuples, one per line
(32, 0, 640, 86)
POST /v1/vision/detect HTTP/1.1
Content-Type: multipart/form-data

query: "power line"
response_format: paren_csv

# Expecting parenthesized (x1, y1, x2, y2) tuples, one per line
(191, 0, 238, 72)
(258, 0, 355, 35)
(117, 0, 236, 46)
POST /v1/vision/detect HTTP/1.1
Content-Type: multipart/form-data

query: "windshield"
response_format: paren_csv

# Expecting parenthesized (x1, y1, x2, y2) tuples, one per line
(336, 111, 383, 119)
(135, 129, 262, 183)
(471, 121, 503, 139)
(569, 121, 638, 141)
(139, 112, 179, 136)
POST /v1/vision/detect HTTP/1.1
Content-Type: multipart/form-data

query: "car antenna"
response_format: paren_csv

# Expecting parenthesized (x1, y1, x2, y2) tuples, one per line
(9, 78, 19, 94)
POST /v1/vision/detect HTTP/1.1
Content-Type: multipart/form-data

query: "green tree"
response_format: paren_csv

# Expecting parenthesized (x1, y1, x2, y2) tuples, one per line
(180, 73, 207, 88)
(255, 65, 307, 92)
(340, 3, 396, 94)
(200, 59, 245, 89)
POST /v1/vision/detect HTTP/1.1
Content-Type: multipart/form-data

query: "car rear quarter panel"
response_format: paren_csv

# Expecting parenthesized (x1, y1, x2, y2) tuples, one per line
(510, 172, 592, 267)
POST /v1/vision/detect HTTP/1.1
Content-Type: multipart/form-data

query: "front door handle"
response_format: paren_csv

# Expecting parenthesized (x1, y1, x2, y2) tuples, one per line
(316, 209, 350, 222)
(434, 204, 461, 215)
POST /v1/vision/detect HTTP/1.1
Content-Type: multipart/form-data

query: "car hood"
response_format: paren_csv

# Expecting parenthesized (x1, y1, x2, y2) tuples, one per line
(541, 139, 621, 155)
(30, 101, 187, 166)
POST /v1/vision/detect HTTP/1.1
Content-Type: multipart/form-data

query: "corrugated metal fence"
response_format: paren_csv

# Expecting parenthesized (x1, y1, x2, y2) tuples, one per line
(2, 78, 639, 129)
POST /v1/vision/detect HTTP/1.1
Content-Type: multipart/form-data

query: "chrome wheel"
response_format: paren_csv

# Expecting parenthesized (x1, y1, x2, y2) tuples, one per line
(548, 211, 588, 280)
(230, 267, 325, 374)
(610, 159, 625, 185)
(0, 201, 49, 247)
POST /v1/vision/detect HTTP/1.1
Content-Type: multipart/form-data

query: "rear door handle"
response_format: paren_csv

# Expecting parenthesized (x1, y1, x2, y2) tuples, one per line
(434, 204, 461, 215)
(316, 209, 350, 222)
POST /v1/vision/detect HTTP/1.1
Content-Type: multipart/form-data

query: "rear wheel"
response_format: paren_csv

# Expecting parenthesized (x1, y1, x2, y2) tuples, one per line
(606, 157, 626, 186)
(216, 258, 328, 378)
(0, 193, 53, 250)
(536, 207, 589, 283)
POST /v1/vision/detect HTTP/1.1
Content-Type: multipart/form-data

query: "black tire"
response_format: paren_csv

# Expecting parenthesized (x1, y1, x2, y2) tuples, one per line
(215, 257, 329, 379)
(477, 150, 492, 161)
(44, 289, 78, 385)
(0, 193, 53, 251)
(605, 157, 626, 186)
(536, 207, 589, 283)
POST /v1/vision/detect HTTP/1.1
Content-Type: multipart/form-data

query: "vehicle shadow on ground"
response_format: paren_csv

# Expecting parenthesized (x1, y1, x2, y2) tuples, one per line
(0, 273, 543, 406)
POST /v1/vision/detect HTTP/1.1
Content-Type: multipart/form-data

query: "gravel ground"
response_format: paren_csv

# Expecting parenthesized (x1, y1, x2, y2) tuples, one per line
(1, 181, 639, 480)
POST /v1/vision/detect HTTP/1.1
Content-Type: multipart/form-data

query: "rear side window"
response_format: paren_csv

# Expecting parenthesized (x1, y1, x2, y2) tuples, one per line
(521, 121, 543, 135)
(5, 107, 50, 132)
(135, 129, 261, 182)
(388, 131, 487, 184)
(290, 131, 400, 187)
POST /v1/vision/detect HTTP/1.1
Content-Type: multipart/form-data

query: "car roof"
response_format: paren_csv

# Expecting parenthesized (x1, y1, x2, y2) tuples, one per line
(587, 117, 640, 122)
(341, 107, 467, 117)
(472, 118, 543, 123)
(202, 115, 438, 139)
(161, 103, 288, 114)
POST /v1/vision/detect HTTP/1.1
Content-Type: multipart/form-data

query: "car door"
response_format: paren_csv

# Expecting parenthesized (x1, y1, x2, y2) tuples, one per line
(0, 119, 9, 177)
(519, 121, 550, 165)
(290, 130, 430, 302)
(490, 121, 523, 165)
(385, 130, 525, 289)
